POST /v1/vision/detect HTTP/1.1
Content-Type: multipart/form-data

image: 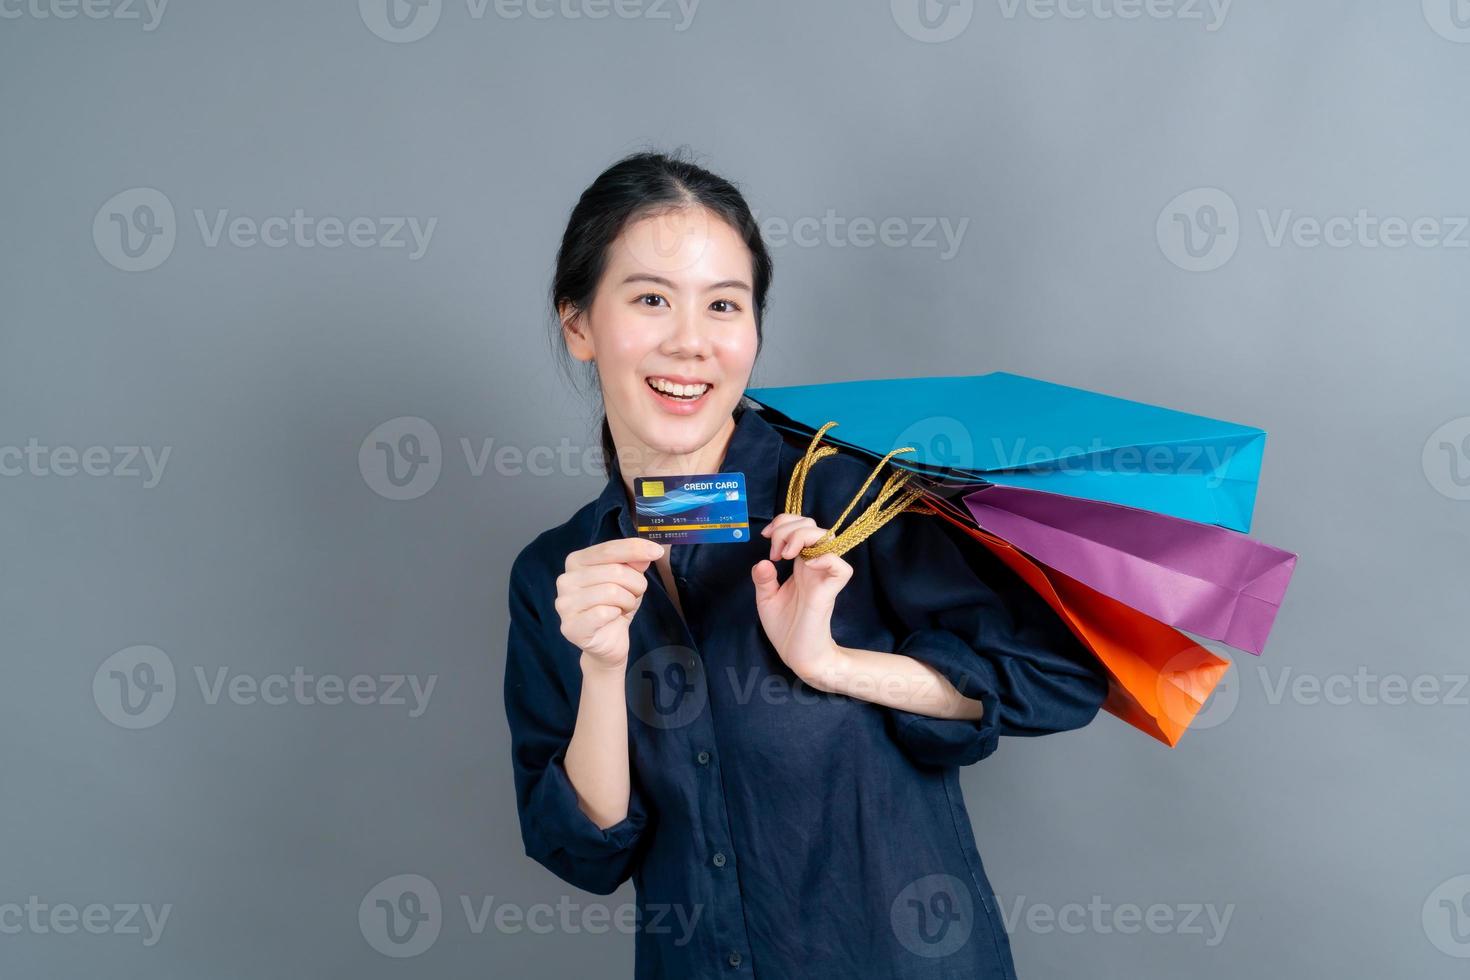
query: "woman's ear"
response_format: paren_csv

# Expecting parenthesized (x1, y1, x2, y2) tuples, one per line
(560, 302, 594, 362)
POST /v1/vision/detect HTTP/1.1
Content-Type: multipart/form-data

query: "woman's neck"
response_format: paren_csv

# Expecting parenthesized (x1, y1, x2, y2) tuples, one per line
(616, 410, 740, 501)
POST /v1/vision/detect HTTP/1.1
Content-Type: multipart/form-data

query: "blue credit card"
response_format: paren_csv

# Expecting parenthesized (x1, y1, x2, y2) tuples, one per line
(633, 471, 750, 545)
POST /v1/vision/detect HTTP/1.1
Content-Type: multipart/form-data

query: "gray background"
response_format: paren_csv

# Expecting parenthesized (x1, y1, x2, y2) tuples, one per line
(3, 0, 1468, 976)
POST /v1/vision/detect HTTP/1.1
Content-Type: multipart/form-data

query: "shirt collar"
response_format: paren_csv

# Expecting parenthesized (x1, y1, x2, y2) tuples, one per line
(587, 402, 784, 547)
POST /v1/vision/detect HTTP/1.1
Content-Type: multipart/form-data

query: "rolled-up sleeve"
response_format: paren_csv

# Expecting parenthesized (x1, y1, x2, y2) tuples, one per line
(866, 507, 1110, 768)
(502, 549, 651, 894)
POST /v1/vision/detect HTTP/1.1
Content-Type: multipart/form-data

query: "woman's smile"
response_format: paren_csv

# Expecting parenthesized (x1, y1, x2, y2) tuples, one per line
(643, 373, 715, 415)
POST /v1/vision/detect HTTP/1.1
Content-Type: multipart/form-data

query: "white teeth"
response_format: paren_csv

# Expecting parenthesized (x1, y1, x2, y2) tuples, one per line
(647, 377, 710, 398)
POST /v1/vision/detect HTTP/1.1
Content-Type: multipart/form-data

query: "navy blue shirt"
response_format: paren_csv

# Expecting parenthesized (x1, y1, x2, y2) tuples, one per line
(503, 403, 1109, 979)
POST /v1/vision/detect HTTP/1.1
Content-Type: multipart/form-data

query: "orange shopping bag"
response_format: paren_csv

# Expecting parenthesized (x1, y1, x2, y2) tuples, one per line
(926, 505, 1230, 747)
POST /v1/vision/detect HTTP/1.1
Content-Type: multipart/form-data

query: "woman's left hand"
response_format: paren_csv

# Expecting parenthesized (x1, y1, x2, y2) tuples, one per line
(751, 513, 852, 684)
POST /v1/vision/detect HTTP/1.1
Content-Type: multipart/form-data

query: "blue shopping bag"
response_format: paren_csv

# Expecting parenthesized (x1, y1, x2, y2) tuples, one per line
(746, 371, 1267, 533)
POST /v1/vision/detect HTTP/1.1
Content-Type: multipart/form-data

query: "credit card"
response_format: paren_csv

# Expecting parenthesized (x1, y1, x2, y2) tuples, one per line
(633, 471, 750, 545)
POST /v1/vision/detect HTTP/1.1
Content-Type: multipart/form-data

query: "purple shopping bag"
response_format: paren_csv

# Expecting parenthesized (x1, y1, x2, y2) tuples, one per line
(963, 485, 1297, 655)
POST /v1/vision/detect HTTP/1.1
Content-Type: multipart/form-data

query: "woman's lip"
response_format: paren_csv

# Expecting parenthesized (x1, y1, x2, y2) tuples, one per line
(644, 377, 712, 415)
(645, 375, 714, 386)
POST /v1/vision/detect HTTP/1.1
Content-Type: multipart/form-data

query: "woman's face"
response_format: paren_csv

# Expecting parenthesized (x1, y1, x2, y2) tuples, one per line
(564, 206, 759, 469)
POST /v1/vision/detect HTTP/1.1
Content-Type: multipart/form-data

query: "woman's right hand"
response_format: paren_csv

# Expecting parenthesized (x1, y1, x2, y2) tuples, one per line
(555, 537, 664, 670)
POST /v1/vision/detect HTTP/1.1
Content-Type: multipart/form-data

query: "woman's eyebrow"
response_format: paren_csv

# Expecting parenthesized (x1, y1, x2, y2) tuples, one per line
(621, 273, 752, 293)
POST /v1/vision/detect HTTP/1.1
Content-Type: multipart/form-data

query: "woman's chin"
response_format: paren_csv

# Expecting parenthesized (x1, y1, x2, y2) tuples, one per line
(629, 410, 731, 458)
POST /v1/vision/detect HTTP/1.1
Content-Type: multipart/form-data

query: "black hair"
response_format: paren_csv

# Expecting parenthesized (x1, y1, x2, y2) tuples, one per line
(549, 146, 773, 474)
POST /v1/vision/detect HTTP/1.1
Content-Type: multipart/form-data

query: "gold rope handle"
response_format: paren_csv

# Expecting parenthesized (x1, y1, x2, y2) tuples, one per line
(782, 420, 937, 560)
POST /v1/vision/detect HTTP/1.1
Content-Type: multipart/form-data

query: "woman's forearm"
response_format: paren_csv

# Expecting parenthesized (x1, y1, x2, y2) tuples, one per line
(563, 653, 634, 830)
(801, 643, 984, 721)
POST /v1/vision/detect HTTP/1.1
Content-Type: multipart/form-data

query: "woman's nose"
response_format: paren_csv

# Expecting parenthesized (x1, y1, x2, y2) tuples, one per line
(664, 312, 711, 356)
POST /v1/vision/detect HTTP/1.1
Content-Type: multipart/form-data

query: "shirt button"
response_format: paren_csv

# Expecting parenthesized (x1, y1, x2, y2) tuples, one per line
(727, 950, 742, 968)
(696, 750, 711, 766)
(712, 851, 727, 868)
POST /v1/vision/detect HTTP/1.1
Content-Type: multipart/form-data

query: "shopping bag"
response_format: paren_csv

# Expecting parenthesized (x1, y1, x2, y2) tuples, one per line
(923, 503, 1232, 747)
(769, 417, 1237, 746)
(747, 372, 1267, 532)
(962, 484, 1297, 655)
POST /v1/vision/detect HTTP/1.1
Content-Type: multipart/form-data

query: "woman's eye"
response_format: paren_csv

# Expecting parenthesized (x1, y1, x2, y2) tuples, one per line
(710, 299, 741, 314)
(637, 293, 668, 308)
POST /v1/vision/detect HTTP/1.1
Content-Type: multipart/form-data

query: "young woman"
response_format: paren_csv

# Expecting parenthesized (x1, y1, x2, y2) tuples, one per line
(503, 150, 1110, 979)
